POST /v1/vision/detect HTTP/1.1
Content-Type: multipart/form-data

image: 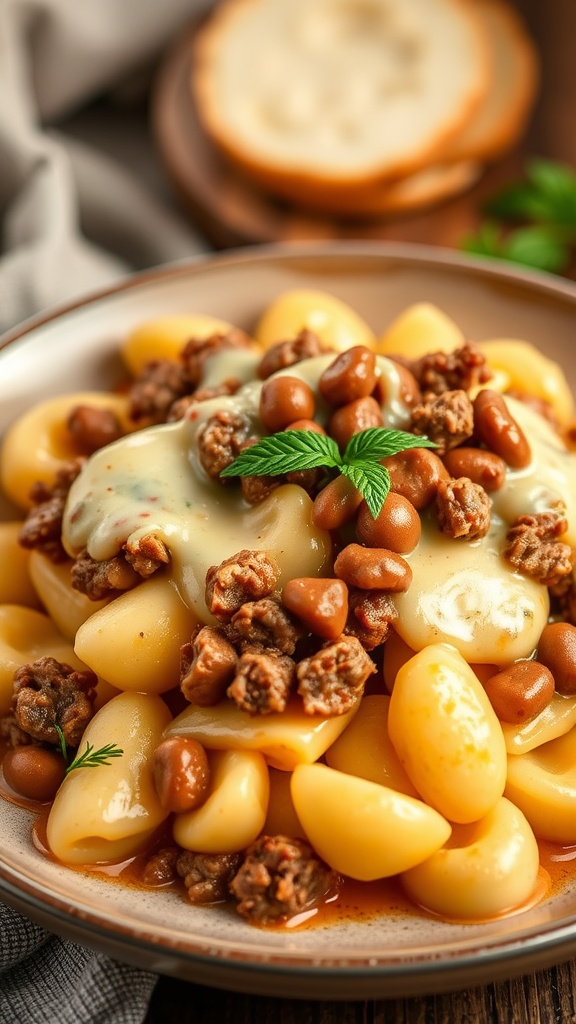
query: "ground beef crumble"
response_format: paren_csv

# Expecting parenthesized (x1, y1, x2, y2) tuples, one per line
(344, 589, 398, 650)
(436, 477, 492, 540)
(7, 655, 97, 747)
(197, 410, 253, 480)
(411, 342, 492, 395)
(225, 598, 303, 655)
(205, 550, 280, 621)
(177, 850, 242, 904)
(227, 650, 295, 714)
(504, 508, 574, 587)
(180, 626, 238, 706)
(18, 459, 85, 562)
(257, 328, 328, 379)
(410, 389, 474, 454)
(71, 550, 142, 600)
(296, 636, 376, 715)
(230, 835, 337, 923)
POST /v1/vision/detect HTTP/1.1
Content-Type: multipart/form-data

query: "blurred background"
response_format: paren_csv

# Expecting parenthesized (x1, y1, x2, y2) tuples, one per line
(0, 0, 574, 333)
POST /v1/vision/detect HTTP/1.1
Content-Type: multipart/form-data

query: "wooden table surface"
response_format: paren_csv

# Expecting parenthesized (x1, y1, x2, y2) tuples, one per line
(144, 2, 576, 1020)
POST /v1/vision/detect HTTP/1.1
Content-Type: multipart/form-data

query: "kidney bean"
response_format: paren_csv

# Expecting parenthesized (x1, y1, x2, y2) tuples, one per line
(334, 543, 412, 592)
(2, 746, 66, 802)
(152, 736, 211, 813)
(259, 377, 315, 432)
(356, 492, 421, 553)
(374, 360, 421, 408)
(318, 347, 377, 406)
(312, 475, 363, 530)
(382, 448, 449, 510)
(282, 577, 349, 640)
(537, 622, 576, 694)
(285, 418, 326, 434)
(328, 396, 383, 449)
(473, 389, 531, 468)
(442, 447, 506, 491)
(483, 660, 555, 723)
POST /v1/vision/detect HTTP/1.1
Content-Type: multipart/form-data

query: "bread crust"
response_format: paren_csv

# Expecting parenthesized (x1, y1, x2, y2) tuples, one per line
(192, 0, 491, 204)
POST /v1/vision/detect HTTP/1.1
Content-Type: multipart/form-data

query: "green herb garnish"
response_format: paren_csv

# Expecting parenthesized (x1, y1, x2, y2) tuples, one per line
(54, 723, 123, 775)
(221, 426, 436, 518)
(461, 159, 576, 274)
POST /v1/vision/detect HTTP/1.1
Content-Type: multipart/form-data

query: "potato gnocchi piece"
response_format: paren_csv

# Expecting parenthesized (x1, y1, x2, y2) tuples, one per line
(291, 762, 451, 881)
(121, 314, 236, 376)
(46, 691, 172, 864)
(74, 575, 200, 695)
(505, 728, 576, 843)
(325, 694, 419, 797)
(165, 697, 359, 771)
(388, 643, 507, 823)
(402, 797, 539, 919)
(376, 302, 464, 359)
(479, 338, 574, 425)
(0, 523, 41, 609)
(255, 289, 375, 353)
(28, 551, 108, 641)
(0, 392, 131, 510)
(502, 692, 576, 755)
(173, 748, 269, 853)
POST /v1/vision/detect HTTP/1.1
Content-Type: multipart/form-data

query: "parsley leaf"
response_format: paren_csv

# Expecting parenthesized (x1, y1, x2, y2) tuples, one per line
(221, 426, 436, 518)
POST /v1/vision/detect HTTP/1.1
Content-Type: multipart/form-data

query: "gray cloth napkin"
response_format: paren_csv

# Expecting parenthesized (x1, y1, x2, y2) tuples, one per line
(0, 904, 156, 1024)
(0, 0, 218, 1019)
(0, 0, 214, 335)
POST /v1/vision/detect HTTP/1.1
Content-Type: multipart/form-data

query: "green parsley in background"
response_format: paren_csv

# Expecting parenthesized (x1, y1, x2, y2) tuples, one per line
(460, 158, 576, 274)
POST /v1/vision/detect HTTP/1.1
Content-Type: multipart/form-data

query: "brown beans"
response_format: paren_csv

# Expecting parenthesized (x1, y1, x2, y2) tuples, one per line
(152, 736, 211, 813)
(442, 447, 506, 491)
(282, 577, 349, 640)
(383, 448, 449, 509)
(2, 746, 66, 802)
(312, 475, 363, 530)
(285, 418, 326, 434)
(473, 389, 531, 468)
(259, 376, 315, 432)
(483, 660, 555, 724)
(328, 396, 383, 449)
(334, 543, 412, 592)
(318, 347, 377, 406)
(537, 622, 576, 694)
(356, 492, 421, 553)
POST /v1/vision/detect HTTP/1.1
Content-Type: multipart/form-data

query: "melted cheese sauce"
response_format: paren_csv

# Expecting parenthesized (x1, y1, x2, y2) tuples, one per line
(62, 357, 576, 660)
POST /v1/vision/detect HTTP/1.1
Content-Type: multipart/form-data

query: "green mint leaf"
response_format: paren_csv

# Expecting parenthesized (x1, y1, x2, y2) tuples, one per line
(503, 225, 571, 274)
(484, 182, 552, 224)
(461, 221, 507, 259)
(341, 463, 391, 519)
(66, 742, 124, 775)
(526, 159, 576, 227)
(220, 430, 341, 478)
(344, 427, 437, 465)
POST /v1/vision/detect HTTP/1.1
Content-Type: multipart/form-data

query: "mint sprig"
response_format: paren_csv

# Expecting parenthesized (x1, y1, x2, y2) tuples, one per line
(460, 159, 576, 274)
(221, 426, 436, 518)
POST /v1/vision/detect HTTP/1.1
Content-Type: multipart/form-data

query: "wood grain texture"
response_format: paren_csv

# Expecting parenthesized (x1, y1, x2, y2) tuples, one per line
(143, 1, 576, 1019)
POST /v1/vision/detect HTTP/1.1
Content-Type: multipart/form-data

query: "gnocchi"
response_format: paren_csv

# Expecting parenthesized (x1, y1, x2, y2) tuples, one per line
(1, 289, 576, 932)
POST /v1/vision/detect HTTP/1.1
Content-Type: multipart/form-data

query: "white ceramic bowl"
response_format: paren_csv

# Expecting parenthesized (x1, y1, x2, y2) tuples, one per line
(2, 242, 576, 1000)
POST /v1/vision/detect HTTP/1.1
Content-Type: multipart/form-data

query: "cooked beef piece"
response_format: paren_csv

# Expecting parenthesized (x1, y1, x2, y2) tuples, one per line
(504, 508, 574, 587)
(11, 655, 97, 747)
(230, 834, 337, 923)
(177, 850, 242, 904)
(18, 459, 84, 563)
(344, 589, 398, 650)
(71, 550, 141, 600)
(410, 389, 474, 454)
(296, 635, 376, 715)
(226, 598, 302, 655)
(257, 329, 327, 380)
(180, 626, 238, 706)
(436, 476, 491, 540)
(227, 650, 295, 714)
(411, 342, 492, 395)
(205, 550, 280, 621)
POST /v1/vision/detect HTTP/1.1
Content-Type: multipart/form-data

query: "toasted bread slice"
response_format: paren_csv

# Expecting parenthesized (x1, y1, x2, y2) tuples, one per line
(445, 0, 539, 163)
(192, 0, 490, 204)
